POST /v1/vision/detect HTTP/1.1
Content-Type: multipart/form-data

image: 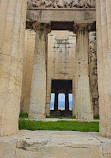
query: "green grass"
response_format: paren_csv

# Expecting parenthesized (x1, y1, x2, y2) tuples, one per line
(19, 113, 28, 119)
(19, 120, 99, 132)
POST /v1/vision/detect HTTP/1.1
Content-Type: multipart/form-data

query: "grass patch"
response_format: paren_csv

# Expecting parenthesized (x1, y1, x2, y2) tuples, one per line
(19, 120, 99, 132)
(19, 113, 28, 119)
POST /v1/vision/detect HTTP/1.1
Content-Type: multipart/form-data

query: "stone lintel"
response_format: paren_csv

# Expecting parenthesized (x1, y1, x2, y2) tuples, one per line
(27, 9, 96, 24)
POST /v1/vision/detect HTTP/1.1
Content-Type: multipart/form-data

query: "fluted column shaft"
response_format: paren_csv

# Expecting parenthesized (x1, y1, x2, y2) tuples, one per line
(74, 24, 93, 121)
(29, 23, 51, 119)
(96, 0, 111, 138)
(0, 0, 26, 136)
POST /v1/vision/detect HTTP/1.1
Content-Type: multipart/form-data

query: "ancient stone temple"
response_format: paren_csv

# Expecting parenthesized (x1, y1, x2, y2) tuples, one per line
(1, 0, 111, 157)
(25, 0, 96, 121)
(0, 0, 111, 140)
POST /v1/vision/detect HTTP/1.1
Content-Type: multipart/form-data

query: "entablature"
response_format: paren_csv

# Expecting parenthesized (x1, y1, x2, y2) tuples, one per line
(27, 0, 96, 9)
(26, 0, 96, 31)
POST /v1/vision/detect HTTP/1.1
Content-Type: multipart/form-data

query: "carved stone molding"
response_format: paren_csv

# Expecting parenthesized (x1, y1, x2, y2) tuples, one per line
(33, 22, 51, 34)
(27, 0, 96, 9)
(73, 23, 92, 33)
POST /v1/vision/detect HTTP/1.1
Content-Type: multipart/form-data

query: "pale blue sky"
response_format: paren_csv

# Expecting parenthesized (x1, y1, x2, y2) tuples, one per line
(51, 93, 73, 102)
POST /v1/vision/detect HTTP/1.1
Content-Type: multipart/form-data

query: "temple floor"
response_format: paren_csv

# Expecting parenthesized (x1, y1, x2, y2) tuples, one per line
(0, 130, 111, 158)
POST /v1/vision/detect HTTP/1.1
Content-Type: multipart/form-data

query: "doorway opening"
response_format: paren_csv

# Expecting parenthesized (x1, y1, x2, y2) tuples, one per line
(50, 79, 73, 117)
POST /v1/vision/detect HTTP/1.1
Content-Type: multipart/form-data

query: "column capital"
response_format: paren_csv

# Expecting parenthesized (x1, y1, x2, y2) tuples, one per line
(33, 22, 51, 34)
(73, 23, 92, 34)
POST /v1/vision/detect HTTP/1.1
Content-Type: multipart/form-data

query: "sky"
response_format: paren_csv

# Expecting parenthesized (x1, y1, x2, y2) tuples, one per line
(51, 93, 73, 102)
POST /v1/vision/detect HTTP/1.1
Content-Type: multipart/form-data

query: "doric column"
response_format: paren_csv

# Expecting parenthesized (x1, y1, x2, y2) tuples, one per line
(20, 30, 36, 114)
(0, 0, 26, 136)
(65, 92, 69, 111)
(45, 83, 51, 116)
(74, 24, 93, 121)
(54, 92, 58, 111)
(96, 0, 111, 137)
(29, 23, 51, 119)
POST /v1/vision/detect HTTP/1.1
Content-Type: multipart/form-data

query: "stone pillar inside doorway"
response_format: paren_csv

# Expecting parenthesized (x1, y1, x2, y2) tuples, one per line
(54, 92, 58, 111)
(65, 92, 69, 111)
(74, 24, 93, 121)
(29, 23, 51, 119)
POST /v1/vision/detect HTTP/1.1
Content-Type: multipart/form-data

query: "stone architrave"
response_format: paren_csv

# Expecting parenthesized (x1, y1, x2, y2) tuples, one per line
(0, 0, 26, 136)
(29, 23, 51, 119)
(74, 24, 93, 121)
(96, 0, 111, 138)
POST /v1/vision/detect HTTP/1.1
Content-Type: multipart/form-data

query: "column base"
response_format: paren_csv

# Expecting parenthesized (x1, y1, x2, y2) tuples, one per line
(76, 113, 93, 121)
(29, 113, 46, 120)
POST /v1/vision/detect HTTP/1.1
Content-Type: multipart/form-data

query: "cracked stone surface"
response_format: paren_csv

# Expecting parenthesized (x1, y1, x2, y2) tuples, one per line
(0, 130, 111, 158)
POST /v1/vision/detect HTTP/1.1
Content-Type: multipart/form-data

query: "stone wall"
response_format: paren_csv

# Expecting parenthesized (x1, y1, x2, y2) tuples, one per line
(89, 32, 99, 116)
(20, 30, 36, 113)
(46, 31, 76, 115)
